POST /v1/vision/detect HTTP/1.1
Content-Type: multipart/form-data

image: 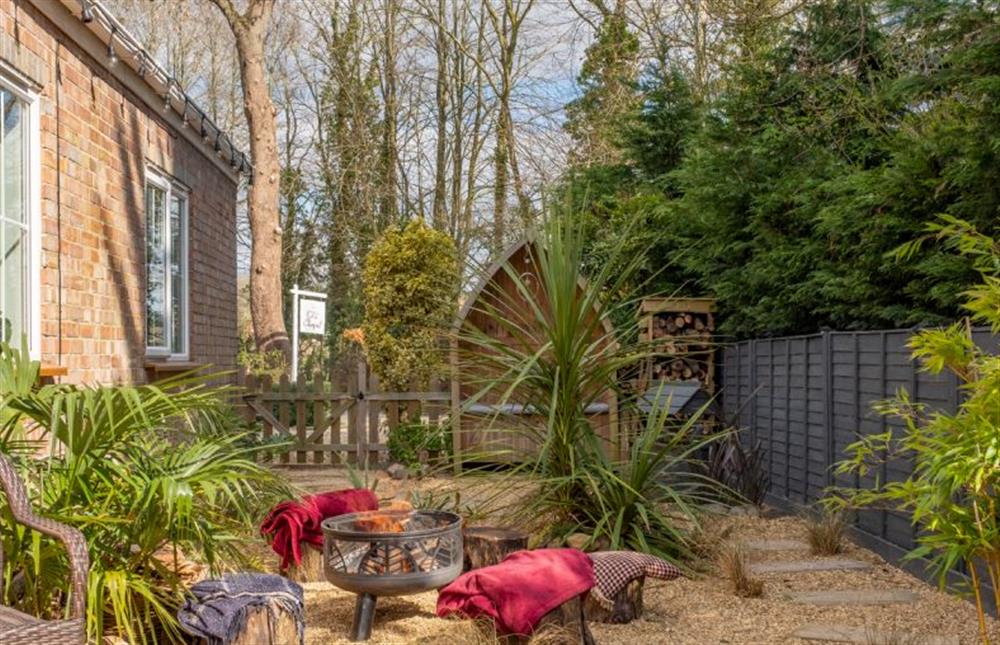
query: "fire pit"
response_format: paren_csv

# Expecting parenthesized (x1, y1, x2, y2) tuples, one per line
(321, 509, 463, 641)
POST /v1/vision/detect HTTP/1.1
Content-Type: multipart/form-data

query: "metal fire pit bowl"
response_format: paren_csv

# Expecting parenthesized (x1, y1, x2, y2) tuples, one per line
(321, 509, 463, 641)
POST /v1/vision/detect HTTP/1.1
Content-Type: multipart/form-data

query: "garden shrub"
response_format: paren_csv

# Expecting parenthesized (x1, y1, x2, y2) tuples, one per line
(387, 420, 449, 468)
(362, 219, 459, 391)
(832, 218, 1000, 643)
(0, 348, 292, 643)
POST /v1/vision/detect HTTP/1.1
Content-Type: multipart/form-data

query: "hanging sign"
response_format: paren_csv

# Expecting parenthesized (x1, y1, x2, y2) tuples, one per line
(298, 298, 326, 336)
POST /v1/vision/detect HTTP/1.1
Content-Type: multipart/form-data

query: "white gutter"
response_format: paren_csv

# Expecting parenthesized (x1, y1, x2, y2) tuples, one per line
(33, 0, 251, 183)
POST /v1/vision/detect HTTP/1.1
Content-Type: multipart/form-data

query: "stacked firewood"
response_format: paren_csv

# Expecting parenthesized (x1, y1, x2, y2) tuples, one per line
(645, 309, 715, 387)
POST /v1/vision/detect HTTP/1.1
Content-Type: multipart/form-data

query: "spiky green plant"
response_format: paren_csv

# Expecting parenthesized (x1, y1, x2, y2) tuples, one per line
(456, 205, 725, 562)
(0, 346, 292, 643)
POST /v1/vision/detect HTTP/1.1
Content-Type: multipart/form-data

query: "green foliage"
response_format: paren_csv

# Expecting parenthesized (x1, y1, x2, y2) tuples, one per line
(0, 348, 292, 643)
(564, 0, 1000, 337)
(458, 206, 724, 563)
(236, 340, 288, 380)
(362, 219, 460, 391)
(387, 420, 449, 468)
(564, 5, 640, 165)
(830, 219, 1000, 643)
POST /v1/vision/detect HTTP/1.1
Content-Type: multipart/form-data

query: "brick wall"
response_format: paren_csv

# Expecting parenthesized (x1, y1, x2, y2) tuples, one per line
(1, 0, 239, 383)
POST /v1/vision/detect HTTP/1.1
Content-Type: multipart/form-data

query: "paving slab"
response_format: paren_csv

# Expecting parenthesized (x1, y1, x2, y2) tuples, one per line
(750, 559, 871, 574)
(793, 622, 959, 645)
(783, 589, 919, 606)
(744, 539, 809, 552)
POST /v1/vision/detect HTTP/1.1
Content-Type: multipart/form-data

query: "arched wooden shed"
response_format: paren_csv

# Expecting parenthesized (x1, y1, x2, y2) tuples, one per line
(449, 239, 619, 463)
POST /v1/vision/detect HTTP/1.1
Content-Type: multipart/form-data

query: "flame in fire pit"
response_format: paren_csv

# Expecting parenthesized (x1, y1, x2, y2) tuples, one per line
(353, 513, 406, 533)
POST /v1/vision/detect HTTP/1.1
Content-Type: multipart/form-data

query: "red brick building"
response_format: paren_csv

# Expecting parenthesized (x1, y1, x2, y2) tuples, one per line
(0, 0, 245, 383)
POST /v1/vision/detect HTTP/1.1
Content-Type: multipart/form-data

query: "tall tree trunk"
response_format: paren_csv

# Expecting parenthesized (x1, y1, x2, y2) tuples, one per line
(493, 107, 508, 254)
(208, 0, 290, 360)
(381, 0, 400, 223)
(432, 0, 450, 231)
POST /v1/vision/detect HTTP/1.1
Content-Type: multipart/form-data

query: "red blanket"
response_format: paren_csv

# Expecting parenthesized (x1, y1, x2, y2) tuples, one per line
(260, 489, 378, 571)
(436, 548, 595, 636)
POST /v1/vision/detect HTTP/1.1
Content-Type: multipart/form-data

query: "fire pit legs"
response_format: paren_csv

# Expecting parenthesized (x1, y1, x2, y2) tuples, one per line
(350, 593, 377, 641)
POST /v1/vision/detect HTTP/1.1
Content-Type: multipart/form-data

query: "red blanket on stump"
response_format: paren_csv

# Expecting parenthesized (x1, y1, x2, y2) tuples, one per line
(261, 489, 378, 571)
(436, 548, 595, 636)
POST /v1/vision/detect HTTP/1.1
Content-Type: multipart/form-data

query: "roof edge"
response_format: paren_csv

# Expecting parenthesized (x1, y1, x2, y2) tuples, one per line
(34, 0, 251, 182)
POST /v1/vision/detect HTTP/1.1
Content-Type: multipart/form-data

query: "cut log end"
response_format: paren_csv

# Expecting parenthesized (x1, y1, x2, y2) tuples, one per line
(286, 544, 324, 583)
(228, 604, 302, 645)
(463, 526, 529, 571)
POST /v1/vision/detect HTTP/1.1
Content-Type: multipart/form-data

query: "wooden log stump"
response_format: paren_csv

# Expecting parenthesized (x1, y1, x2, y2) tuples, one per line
(286, 544, 324, 583)
(488, 594, 595, 645)
(583, 577, 644, 624)
(228, 603, 302, 645)
(463, 526, 529, 571)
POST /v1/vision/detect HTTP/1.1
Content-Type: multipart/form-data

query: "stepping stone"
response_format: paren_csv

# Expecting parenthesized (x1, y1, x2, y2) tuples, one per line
(793, 622, 958, 645)
(783, 589, 919, 606)
(744, 539, 809, 552)
(750, 559, 871, 574)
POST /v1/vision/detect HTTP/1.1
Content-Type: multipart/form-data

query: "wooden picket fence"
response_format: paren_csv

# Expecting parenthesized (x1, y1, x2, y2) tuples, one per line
(238, 362, 451, 466)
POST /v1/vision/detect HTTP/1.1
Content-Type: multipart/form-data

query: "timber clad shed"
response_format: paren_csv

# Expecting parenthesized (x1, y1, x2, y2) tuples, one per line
(449, 238, 619, 461)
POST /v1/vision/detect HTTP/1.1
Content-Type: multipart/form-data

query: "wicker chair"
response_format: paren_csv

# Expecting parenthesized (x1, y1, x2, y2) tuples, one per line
(0, 453, 89, 644)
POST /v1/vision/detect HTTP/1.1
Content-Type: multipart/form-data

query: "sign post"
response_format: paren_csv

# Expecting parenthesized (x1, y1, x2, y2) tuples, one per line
(290, 283, 327, 381)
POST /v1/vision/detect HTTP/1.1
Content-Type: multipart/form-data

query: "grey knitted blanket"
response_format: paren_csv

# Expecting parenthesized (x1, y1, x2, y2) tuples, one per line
(177, 573, 304, 645)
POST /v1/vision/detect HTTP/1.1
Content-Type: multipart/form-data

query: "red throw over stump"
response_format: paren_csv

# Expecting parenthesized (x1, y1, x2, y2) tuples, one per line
(436, 548, 595, 636)
(260, 489, 378, 571)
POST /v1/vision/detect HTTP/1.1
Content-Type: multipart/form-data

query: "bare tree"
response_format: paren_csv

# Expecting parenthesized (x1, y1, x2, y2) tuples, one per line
(206, 0, 290, 359)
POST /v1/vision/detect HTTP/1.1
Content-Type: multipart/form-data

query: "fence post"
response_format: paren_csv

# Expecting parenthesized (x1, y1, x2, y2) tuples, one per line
(823, 331, 834, 488)
(450, 337, 463, 474)
(749, 339, 757, 445)
(880, 331, 889, 541)
(803, 338, 810, 503)
(355, 360, 368, 466)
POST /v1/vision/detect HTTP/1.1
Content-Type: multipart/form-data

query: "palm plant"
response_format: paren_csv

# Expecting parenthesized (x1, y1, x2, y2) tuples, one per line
(456, 205, 725, 562)
(0, 345, 292, 643)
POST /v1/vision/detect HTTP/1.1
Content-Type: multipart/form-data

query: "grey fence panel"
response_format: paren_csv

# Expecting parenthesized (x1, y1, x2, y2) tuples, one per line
(721, 326, 997, 584)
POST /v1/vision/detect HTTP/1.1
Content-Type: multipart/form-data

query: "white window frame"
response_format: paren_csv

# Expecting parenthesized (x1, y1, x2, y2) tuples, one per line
(0, 73, 41, 359)
(144, 168, 189, 360)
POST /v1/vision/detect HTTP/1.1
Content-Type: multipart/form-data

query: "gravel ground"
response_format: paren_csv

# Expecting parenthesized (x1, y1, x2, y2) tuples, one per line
(272, 467, 998, 644)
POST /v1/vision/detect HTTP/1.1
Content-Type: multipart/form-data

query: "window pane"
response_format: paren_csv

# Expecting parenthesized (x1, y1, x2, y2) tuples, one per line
(146, 183, 167, 348)
(169, 194, 185, 354)
(1, 223, 26, 344)
(2, 90, 24, 224)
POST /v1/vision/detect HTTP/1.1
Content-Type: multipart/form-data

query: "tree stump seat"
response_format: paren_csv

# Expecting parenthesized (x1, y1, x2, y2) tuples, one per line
(227, 604, 302, 645)
(463, 526, 529, 571)
(583, 577, 644, 623)
(287, 544, 324, 583)
(488, 593, 595, 645)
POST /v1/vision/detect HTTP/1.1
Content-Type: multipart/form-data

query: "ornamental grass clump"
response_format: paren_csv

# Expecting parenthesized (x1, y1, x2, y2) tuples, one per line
(717, 543, 763, 598)
(834, 217, 1000, 644)
(804, 507, 846, 556)
(0, 344, 292, 644)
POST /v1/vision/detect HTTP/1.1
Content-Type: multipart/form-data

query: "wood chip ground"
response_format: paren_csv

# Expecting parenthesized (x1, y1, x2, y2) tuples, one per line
(271, 468, 997, 644)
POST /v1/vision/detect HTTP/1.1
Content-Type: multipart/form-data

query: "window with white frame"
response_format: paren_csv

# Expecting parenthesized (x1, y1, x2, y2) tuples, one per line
(1, 80, 38, 354)
(145, 170, 188, 358)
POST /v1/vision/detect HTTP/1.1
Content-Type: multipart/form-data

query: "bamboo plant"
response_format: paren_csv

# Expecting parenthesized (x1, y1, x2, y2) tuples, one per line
(833, 216, 1000, 643)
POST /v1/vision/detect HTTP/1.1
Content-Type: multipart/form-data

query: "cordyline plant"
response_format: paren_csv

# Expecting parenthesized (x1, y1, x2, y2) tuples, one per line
(0, 344, 292, 644)
(455, 205, 726, 563)
(831, 216, 1000, 644)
